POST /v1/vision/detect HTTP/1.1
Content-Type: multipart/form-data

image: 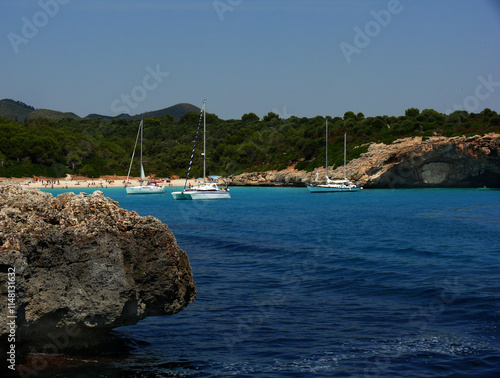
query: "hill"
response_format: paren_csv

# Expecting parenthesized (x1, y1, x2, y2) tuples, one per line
(0, 99, 35, 122)
(0, 99, 200, 122)
(27, 109, 80, 121)
(133, 103, 201, 120)
(85, 103, 200, 121)
(0, 105, 498, 185)
(85, 113, 132, 120)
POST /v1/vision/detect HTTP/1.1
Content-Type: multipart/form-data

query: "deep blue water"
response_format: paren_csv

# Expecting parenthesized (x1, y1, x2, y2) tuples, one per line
(39, 187, 500, 377)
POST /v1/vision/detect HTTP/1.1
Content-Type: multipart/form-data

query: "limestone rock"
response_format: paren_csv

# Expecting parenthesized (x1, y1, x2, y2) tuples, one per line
(0, 186, 196, 350)
(229, 169, 309, 187)
(346, 133, 500, 188)
(228, 133, 500, 188)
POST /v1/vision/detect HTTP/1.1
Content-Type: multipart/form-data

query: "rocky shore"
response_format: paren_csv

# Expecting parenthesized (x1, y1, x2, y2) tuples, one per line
(0, 186, 196, 357)
(228, 133, 500, 188)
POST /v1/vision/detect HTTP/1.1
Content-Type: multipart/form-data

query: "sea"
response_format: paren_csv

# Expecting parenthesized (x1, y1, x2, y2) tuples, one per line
(32, 187, 500, 377)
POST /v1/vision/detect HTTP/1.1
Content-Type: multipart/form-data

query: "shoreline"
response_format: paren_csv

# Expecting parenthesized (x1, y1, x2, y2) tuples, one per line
(1, 177, 497, 190)
(0, 176, 201, 190)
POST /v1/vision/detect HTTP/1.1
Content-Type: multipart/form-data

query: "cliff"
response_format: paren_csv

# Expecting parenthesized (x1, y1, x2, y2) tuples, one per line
(228, 133, 500, 188)
(229, 168, 308, 187)
(0, 186, 196, 352)
(348, 133, 500, 188)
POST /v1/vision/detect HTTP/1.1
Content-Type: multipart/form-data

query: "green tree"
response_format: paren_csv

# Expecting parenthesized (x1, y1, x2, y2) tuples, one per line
(405, 108, 420, 117)
(236, 142, 259, 164)
(0, 152, 7, 167)
(205, 113, 220, 124)
(180, 111, 201, 124)
(421, 109, 444, 123)
(80, 164, 100, 178)
(372, 118, 385, 130)
(160, 114, 176, 123)
(66, 151, 84, 170)
(343, 111, 357, 120)
(242, 112, 260, 122)
(490, 116, 500, 126)
(263, 112, 279, 122)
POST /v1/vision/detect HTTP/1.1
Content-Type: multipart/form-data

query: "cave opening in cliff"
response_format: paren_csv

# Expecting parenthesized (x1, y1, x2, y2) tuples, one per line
(466, 171, 500, 188)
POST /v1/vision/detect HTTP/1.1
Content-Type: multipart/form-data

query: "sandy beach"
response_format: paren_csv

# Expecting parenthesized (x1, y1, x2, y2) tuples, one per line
(0, 175, 206, 190)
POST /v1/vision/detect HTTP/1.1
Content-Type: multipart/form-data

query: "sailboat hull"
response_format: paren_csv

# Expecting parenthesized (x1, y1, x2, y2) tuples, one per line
(307, 185, 361, 193)
(126, 185, 168, 194)
(171, 191, 189, 200)
(187, 190, 231, 200)
(171, 189, 230, 200)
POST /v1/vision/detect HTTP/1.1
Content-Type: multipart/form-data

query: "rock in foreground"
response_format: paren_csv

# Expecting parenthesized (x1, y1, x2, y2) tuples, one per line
(0, 186, 196, 350)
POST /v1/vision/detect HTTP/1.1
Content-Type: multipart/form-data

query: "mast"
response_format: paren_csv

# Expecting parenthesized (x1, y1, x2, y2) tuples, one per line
(140, 120, 145, 185)
(126, 120, 142, 184)
(203, 100, 206, 183)
(325, 119, 328, 180)
(183, 104, 204, 189)
(344, 132, 347, 181)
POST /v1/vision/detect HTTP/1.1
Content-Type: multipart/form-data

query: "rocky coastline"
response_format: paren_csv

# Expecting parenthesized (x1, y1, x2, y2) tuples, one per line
(228, 133, 500, 188)
(0, 186, 196, 362)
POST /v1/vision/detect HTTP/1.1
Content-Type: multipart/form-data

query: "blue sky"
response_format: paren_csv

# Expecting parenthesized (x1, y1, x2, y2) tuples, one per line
(1, 0, 499, 120)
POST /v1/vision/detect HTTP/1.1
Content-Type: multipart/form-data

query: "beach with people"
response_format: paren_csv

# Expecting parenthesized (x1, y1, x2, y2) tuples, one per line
(0, 175, 193, 190)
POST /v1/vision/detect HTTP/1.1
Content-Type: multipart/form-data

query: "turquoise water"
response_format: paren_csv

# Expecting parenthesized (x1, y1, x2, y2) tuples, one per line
(38, 187, 500, 377)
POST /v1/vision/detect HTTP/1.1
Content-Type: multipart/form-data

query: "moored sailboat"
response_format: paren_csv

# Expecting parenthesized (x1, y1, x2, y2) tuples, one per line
(307, 120, 362, 193)
(125, 120, 167, 195)
(172, 100, 230, 200)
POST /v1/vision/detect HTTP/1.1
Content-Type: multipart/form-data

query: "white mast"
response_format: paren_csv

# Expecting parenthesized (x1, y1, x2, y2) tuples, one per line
(343, 132, 347, 181)
(140, 120, 145, 184)
(126, 120, 142, 184)
(203, 100, 206, 183)
(325, 119, 328, 180)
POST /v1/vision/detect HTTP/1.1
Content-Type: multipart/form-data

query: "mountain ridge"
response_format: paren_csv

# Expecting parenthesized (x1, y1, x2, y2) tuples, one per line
(0, 99, 200, 122)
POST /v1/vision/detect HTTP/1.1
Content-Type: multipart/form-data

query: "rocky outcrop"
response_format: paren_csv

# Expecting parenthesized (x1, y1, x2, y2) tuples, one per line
(229, 169, 308, 187)
(0, 186, 196, 351)
(347, 133, 500, 188)
(229, 133, 500, 188)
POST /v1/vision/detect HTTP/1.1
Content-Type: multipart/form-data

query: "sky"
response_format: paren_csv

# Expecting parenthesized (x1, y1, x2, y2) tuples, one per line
(1, 0, 499, 120)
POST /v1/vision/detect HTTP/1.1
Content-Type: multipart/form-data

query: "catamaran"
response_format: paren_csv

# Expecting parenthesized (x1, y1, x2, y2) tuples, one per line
(125, 120, 167, 195)
(172, 100, 230, 200)
(307, 120, 362, 193)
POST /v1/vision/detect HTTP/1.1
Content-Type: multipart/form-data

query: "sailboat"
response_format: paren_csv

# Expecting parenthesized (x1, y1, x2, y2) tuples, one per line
(125, 120, 167, 195)
(172, 100, 230, 200)
(307, 120, 362, 193)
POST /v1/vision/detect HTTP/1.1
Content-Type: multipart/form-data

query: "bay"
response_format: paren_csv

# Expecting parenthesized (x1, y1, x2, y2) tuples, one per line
(38, 187, 500, 377)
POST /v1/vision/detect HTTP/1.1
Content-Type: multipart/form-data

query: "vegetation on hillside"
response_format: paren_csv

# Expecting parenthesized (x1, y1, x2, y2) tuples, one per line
(0, 99, 35, 122)
(0, 108, 498, 178)
(27, 109, 80, 121)
(0, 99, 200, 122)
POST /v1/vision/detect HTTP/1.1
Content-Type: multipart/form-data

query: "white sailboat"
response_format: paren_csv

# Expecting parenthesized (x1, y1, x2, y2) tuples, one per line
(172, 100, 230, 200)
(125, 120, 167, 195)
(307, 120, 362, 193)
